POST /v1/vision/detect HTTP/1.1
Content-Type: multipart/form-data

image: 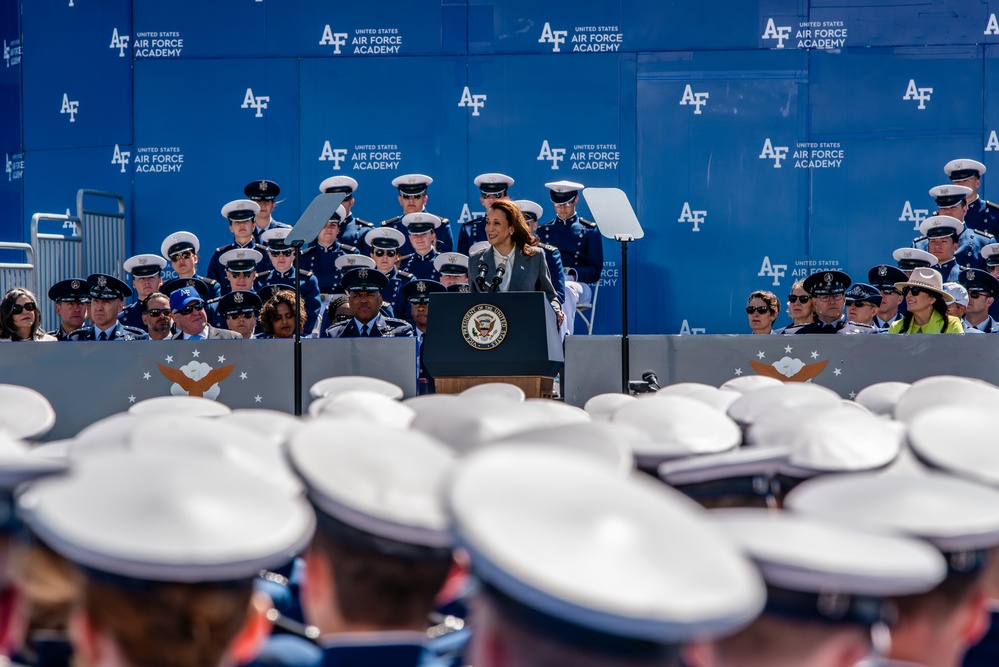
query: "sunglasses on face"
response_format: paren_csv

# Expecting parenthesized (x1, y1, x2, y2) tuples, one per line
(847, 300, 873, 308)
(145, 309, 171, 318)
(373, 249, 398, 257)
(970, 291, 992, 299)
(226, 312, 256, 320)
(228, 270, 254, 278)
(901, 286, 926, 297)
(169, 251, 194, 261)
(268, 249, 295, 257)
(787, 294, 810, 304)
(177, 302, 205, 315)
(401, 193, 425, 200)
(11, 302, 36, 315)
(481, 193, 504, 200)
(880, 288, 900, 296)
(745, 306, 771, 315)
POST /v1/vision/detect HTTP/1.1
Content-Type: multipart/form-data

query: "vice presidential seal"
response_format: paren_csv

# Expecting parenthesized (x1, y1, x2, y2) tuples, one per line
(462, 304, 508, 350)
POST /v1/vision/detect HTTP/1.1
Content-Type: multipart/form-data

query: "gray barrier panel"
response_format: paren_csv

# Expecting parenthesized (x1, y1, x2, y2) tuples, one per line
(565, 334, 999, 407)
(0, 242, 35, 298)
(77, 190, 126, 280)
(0, 339, 416, 441)
(31, 213, 83, 328)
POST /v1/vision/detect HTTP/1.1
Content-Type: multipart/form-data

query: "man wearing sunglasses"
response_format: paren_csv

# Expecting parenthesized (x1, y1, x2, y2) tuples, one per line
(140, 292, 174, 341)
(381, 174, 454, 256)
(957, 268, 999, 333)
(457, 173, 514, 255)
(319, 175, 374, 254)
(244, 179, 290, 242)
(168, 287, 241, 340)
(216, 291, 262, 339)
(46, 278, 91, 341)
(67, 274, 149, 341)
(913, 185, 993, 270)
(254, 228, 322, 335)
(324, 268, 414, 339)
(160, 231, 222, 299)
(207, 199, 273, 295)
(118, 254, 167, 332)
(842, 283, 881, 331)
(364, 227, 413, 318)
(944, 159, 999, 238)
(868, 264, 907, 330)
(793, 270, 852, 334)
(918, 215, 966, 282)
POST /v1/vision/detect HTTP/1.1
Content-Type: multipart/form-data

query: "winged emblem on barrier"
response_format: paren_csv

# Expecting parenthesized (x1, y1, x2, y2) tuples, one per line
(157, 364, 236, 397)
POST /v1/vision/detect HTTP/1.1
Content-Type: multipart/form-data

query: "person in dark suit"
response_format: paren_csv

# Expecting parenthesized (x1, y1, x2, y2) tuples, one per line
(324, 268, 414, 338)
(167, 286, 242, 340)
(469, 198, 564, 329)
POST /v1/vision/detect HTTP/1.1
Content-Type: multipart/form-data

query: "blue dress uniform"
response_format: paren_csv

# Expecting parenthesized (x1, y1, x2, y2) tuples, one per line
(117, 253, 168, 332)
(300, 242, 360, 294)
(381, 216, 453, 256)
(914, 189, 994, 270)
(965, 197, 999, 238)
(207, 241, 272, 294)
(383, 268, 414, 318)
(339, 215, 376, 254)
(944, 159, 999, 238)
(793, 270, 851, 335)
(325, 314, 415, 338)
(456, 216, 486, 255)
(67, 274, 150, 341)
(245, 180, 291, 242)
(958, 267, 999, 333)
(400, 213, 447, 282)
(254, 269, 322, 335)
(402, 280, 446, 394)
(537, 214, 603, 284)
(68, 320, 149, 341)
(400, 251, 441, 281)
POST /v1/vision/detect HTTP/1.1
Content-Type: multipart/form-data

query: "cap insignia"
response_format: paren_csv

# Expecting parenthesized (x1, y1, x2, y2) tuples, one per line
(878, 266, 887, 277)
(448, 254, 457, 262)
(823, 273, 832, 284)
(967, 269, 975, 281)
(358, 268, 369, 279)
(234, 292, 244, 303)
(417, 281, 427, 292)
(71, 280, 80, 289)
(97, 275, 107, 287)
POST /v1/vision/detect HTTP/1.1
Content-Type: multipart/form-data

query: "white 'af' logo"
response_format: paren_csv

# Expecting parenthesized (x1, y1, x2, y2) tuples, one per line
(60, 94, 79, 122)
(109, 28, 130, 57)
(986, 13, 999, 35)
(678, 202, 707, 232)
(539, 22, 568, 52)
(241, 88, 270, 117)
(537, 140, 566, 170)
(318, 142, 348, 168)
(679, 84, 709, 114)
(758, 256, 788, 286)
(458, 86, 486, 116)
(898, 201, 929, 231)
(759, 138, 788, 168)
(987, 130, 999, 152)
(319, 25, 348, 53)
(762, 18, 792, 48)
(457, 203, 485, 224)
(111, 144, 130, 173)
(903, 79, 932, 110)
(679, 320, 706, 335)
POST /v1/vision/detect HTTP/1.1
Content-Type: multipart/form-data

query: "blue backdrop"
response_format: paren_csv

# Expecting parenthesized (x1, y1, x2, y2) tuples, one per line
(4, 0, 999, 334)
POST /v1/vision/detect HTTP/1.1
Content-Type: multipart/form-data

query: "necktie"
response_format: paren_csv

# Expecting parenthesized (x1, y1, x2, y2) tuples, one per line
(98, 331, 108, 341)
(361, 324, 369, 337)
(189, 334, 202, 341)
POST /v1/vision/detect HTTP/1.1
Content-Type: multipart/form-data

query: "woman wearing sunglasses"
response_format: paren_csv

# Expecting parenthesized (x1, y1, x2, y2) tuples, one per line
(745, 290, 780, 334)
(774, 281, 815, 334)
(0, 288, 56, 341)
(888, 267, 964, 334)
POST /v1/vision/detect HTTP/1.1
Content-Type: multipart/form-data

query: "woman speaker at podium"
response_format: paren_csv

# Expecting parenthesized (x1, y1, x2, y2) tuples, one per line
(469, 199, 565, 329)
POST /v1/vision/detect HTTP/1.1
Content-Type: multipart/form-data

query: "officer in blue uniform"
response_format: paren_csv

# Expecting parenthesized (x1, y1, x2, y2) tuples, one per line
(365, 227, 413, 318)
(324, 267, 415, 338)
(918, 215, 965, 282)
(517, 199, 566, 306)
(118, 254, 167, 331)
(842, 282, 881, 332)
(160, 231, 221, 298)
(46, 278, 91, 340)
(867, 264, 908, 329)
(245, 179, 290, 242)
(957, 267, 999, 333)
(254, 228, 322, 336)
(400, 213, 443, 281)
(382, 174, 453, 255)
(538, 180, 602, 335)
(793, 270, 852, 334)
(300, 205, 360, 295)
(319, 175, 375, 254)
(207, 199, 272, 294)
(67, 274, 150, 341)
(315, 255, 377, 336)
(914, 184, 993, 270)
(215, 290, 262, 339)
(433, 253, 469, 291)
(945, 158, 999, 238)
(456, 172, 514, 255)
(402, 279, 445, 395)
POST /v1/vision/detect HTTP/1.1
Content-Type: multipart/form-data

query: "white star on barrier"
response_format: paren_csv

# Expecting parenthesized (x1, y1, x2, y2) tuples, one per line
(128, 395, 136, 403)
(833, 368, 842, 376)
(734, 368, 743, 376)
(218, 355, 226, 363)
(810, 351, 819, 359)
(254, 395, 263, 403)
(756, 351, 765, 359)
(142, 372, 150, 380)
(849, 391, 857, 399)
(192, 349, 200, 358)
(784, 345, 792, 353)
(165, 355, 173, 363)
(240, 372, 248, 380)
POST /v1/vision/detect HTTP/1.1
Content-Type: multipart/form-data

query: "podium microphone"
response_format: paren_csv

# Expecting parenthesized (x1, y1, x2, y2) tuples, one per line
(475, 262, 489, 291)
(641, 369, 661, 392)
(490, 264, 506, 292)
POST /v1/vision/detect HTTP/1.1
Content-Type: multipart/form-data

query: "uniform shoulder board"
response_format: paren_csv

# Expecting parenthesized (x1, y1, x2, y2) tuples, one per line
(987, 201, 999, 211)
(400, 253, 414, 263)
(300, 269, 314, 278)
(202, 276, 219, 286)
(974, 229, 995, 240)
(256, 270, 273, 280)
(216, 244, 234, 253)
(341, 243, 358, 253)
(398, 271, 414, 279)
(122, 325, 147, 336)
(206, 296, 222, 305)
(579, 217, 598, 228)
(913, 235, 927, 243)
(380, 216, 401, 226)
(464, 216, 484, 226)
(439, 217, 450, 225)
(539, 242, 558, 253)
(355, 218, 375, 227)
(300, 245, 315, 256)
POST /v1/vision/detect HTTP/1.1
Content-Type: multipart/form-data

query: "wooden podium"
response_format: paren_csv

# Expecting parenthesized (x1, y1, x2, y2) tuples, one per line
(423, 292, 564, 399)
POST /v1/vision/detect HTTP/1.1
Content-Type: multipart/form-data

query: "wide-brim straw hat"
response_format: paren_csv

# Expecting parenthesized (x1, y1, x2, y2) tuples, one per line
(894, 267, 952, 303)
